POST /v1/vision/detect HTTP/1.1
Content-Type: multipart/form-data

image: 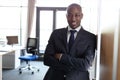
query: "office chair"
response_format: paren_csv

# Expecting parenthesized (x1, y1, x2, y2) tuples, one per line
(19, 38, 40, 74)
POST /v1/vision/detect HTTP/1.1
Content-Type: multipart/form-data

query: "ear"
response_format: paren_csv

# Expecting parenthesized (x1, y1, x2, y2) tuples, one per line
(80, 13, 83, 19)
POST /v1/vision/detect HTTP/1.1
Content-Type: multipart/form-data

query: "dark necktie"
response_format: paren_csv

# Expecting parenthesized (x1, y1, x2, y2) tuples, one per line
(68, 30, 76, 50)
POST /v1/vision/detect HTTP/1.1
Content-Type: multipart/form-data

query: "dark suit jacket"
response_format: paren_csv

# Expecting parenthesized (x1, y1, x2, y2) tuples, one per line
(43, 27, 96, 80)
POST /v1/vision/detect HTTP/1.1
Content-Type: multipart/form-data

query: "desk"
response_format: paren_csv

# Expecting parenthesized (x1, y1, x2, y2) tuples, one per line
(0, 46, 22, 80)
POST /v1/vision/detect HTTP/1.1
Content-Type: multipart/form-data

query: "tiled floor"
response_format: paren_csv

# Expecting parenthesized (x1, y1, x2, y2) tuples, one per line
(3, 61, 49, 80)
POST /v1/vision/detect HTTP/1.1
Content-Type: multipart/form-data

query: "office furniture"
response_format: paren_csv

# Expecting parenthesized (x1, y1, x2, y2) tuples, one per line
(0, 54, 2, 80)
(19, 38, 39, 74)
(0, 47, 21, 80)
(100, 6, 120, 80)
(2, 50, 20, 69)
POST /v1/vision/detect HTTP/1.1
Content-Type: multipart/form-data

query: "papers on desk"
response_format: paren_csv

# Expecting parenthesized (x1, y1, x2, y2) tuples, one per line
(0, 46, 13, 52)
(0, 45, 24, 53)
(0, 50, 8, 52)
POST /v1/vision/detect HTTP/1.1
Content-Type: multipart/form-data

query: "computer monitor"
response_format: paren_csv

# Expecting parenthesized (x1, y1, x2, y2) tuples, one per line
(6, 36, 18, 46)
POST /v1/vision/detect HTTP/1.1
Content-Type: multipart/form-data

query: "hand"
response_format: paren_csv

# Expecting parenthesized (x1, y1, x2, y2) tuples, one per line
(54, 53, 62, 60)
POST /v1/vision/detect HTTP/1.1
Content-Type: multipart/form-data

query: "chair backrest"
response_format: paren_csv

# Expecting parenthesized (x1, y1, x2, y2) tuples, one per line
(26, 38, 38, 55)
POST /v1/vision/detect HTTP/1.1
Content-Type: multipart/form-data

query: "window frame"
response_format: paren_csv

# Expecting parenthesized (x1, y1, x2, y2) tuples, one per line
(36, 7, 67, 53)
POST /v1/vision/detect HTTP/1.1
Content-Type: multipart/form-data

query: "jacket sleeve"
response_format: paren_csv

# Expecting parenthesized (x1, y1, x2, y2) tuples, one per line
(43, 31, 69, 71)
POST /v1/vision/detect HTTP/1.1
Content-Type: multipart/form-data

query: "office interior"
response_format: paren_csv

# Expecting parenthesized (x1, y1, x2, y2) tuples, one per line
(0, 0, 120, 80)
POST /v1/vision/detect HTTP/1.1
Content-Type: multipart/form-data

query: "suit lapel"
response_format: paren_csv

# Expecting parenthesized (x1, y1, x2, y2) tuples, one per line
(74, 27, 85, 44)
(61, 28, 69, 54)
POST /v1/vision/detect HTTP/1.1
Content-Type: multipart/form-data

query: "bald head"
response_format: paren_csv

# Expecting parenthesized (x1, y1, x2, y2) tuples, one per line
(67, 3, 82, 14)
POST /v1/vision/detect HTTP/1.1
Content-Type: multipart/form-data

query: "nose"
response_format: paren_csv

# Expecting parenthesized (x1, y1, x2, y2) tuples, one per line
(71, 15, 76, 21)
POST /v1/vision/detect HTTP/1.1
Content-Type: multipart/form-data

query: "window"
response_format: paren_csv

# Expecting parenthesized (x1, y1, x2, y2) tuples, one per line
(0, 0, 28, 46)
(39, 11, 53, 52)
(35, 0, 98, 53)
(36, 7, 66, 53)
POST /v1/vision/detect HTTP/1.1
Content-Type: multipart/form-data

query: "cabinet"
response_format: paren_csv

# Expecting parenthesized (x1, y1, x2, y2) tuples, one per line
(0, 55, 2, 80)
(2, 50, 20, 69)
(100, 5, 120, 80)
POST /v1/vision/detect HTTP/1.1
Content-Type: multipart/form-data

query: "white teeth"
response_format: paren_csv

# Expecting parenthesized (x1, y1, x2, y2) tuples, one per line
(72, 22, 76, 25)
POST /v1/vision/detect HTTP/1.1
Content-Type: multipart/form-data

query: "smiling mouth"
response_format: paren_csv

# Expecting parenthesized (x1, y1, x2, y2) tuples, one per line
(72, 22, 76, 25)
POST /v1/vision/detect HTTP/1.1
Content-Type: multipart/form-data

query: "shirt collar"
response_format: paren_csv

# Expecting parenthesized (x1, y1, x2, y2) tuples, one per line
(68, 25, 81, 32)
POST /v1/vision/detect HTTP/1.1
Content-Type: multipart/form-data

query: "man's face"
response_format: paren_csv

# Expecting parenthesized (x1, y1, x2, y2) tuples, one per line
(66, 6, 83, 29)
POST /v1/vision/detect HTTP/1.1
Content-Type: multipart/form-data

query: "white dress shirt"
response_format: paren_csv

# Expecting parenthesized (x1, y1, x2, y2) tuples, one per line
(67, 25, 81, 43)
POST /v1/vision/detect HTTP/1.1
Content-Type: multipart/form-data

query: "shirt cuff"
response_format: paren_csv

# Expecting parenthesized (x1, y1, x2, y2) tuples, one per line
(59, 54, 62, 61)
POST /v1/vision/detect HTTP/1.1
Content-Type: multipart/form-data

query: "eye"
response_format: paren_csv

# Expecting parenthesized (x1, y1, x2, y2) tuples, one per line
(68, 14, 72, 17)
(75, 14, 80, 17)
(67, 14, 80, 18)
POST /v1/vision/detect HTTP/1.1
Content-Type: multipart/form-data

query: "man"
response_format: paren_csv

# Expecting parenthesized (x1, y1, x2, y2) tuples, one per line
(43, 3, 96, 80)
